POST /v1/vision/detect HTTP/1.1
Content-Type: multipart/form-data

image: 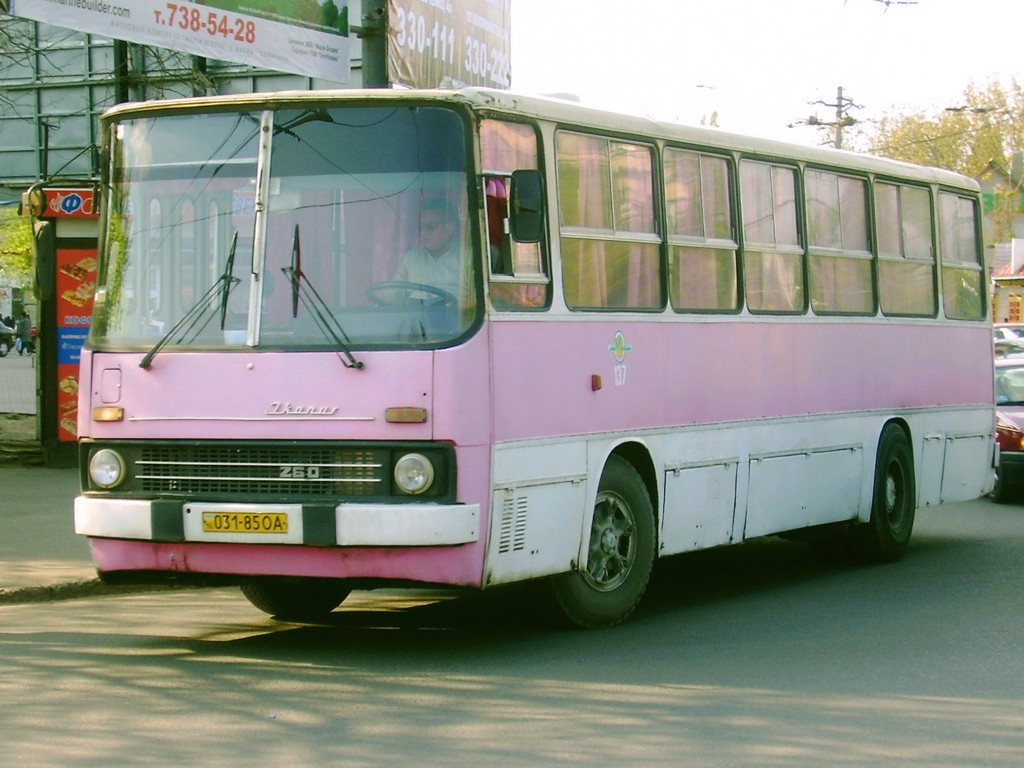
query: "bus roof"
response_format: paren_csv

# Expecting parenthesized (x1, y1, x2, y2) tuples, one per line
(101, 86, 978, 192)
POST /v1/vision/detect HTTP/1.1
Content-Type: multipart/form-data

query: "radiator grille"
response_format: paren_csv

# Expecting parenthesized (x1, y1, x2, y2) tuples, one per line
(137, 444, 388, 497)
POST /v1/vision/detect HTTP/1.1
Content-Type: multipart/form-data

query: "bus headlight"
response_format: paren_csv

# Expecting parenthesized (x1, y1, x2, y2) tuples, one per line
(89, 449, 126, 489)
(394, 453, 434, 495)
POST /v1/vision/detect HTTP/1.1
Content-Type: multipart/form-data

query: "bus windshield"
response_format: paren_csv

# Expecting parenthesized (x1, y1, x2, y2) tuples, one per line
(93, 104, 476, 351)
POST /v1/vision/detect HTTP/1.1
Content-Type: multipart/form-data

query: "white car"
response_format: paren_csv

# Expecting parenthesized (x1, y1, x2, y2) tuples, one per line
(993, 323, 1024, 342)
(0, 321, 14, 357)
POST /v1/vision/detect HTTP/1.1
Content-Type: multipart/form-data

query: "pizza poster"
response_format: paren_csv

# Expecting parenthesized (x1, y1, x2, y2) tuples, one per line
(56, 247, 98, 441)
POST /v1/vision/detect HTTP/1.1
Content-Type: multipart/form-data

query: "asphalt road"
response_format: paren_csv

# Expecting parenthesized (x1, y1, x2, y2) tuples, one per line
(0, 497, 1021, 767)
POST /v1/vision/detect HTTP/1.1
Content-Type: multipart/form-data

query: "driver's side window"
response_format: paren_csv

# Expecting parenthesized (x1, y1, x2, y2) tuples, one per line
(481, 120, 550, 310)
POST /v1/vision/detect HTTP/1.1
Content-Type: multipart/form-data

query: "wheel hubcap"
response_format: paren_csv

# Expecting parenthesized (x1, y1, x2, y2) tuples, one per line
(583, 491, 637, 592)
(885, 460, 906, 527)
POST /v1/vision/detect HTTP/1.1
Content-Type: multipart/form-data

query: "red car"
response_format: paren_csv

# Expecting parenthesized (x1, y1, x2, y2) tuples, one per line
(994, 357, 1024, 502)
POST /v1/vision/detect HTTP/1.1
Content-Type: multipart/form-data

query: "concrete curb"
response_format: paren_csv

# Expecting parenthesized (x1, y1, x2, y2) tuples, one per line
(0, 579, 176, 605)
(0, 441, 43, 465)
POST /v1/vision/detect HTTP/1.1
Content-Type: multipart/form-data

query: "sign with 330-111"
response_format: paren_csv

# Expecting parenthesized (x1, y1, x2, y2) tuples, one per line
(387, 0, 510, 90)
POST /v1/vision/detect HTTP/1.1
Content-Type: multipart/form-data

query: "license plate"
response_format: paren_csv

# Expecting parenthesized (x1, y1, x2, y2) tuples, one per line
(201, 511, 289, 534)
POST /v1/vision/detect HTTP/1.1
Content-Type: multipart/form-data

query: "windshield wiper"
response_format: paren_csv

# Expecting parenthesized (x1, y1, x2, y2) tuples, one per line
(282, 224, 364, 370)
(274, 108, 335, 139)
(140, 231, 241, 370)
(219, 230, 239, 328)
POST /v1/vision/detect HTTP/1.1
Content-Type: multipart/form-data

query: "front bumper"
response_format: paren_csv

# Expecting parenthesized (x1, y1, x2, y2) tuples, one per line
(75, 496, 480, 547)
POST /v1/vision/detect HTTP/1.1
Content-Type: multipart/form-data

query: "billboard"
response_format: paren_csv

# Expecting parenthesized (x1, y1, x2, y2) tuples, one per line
(387, 0, 509, 89)
(6, 0, 352, 81)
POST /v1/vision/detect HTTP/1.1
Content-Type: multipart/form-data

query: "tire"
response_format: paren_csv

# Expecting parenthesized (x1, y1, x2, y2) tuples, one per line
(240, 578, 351, 621)
(853, 424, 916, 562)
(549, 455, 656, 628)
(991, 463, 1019, 504)
(991, 467, 1008, 504)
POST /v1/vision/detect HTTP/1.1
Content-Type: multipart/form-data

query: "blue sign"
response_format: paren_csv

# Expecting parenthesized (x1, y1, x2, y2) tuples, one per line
(60, 193, 83, 215)
(57, 327, 89, 365)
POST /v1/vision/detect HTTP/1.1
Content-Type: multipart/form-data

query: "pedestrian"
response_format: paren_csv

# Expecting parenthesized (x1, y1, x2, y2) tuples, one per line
(15, 312, 32, 355)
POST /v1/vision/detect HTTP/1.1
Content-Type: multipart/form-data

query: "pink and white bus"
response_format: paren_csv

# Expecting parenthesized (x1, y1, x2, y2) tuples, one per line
(74, 88, 994, 627)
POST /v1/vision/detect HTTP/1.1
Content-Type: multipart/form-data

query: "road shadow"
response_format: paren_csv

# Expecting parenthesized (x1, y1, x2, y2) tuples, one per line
(195, 534, 916, 658)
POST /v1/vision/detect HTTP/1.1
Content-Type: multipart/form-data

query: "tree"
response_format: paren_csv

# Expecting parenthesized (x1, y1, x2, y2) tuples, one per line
(1, 16, 213, 106)
(0, 207, 32, 288)
(868, 80, 1024, 242)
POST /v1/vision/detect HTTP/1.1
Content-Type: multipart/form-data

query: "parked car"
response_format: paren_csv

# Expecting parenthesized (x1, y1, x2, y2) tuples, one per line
(0, 320, 13, 357)
(995, 339, 1024, 358)
(994, 323, 1024, 342)
(994, 357, 1024, 502)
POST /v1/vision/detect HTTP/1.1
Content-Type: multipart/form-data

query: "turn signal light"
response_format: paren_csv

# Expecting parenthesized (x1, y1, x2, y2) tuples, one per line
(385, 407, 428, 424)
(92, 406, 125, 422)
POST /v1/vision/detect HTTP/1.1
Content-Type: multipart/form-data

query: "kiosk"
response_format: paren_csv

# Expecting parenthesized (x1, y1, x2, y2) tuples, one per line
(22, 184, 99, 467)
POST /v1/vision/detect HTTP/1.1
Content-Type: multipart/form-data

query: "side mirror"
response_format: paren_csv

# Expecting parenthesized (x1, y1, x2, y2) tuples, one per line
(509, 169, 544, 244)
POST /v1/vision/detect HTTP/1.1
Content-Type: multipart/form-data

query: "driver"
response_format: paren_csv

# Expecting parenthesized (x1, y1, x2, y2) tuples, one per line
(392, 198, 472, 304)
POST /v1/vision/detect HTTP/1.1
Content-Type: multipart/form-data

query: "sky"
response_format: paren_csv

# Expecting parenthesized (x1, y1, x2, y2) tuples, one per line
(509, 0, 1024, 148)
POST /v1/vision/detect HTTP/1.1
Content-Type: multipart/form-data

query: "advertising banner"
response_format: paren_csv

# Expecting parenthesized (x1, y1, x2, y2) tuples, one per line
(55, 246, 96, 441)
(387, 0, 509, 90)
(7, 0, 352, 81)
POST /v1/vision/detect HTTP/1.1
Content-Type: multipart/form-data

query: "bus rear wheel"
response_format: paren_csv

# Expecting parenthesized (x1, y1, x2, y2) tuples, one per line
(853, 424, 916, 562)
(549, 456, 655, 628)
(240, 578, 351, 621)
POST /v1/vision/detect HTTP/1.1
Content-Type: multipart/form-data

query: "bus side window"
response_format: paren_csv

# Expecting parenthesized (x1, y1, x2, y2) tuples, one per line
(480, 118, 550, 310)
(876, 182, 936, 317)
(739, 159, 805, 314)
(938, 191, 984, 320)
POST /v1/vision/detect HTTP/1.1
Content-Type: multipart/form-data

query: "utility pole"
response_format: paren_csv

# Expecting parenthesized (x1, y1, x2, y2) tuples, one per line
(113, 40, 131, 104)
(805, 86, 859, 149)
(354, 0, 388, 88)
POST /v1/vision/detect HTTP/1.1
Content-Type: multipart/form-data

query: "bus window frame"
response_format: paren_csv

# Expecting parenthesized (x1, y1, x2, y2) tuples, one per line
(479, 115, 552, 312)
(737, 156, 808, 316)
(873, 178, 939, 319)
(553, 125, 666, 313)
(663, 144, 742, 315)
(804, 166, 876, 317)
(937, 187, 986, 321)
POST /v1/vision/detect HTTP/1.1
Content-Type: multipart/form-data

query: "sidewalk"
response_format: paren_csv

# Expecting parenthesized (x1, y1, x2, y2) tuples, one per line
(0, 463, 102, 601)
(0, 352, 103, 601)
(0, 349, 37, 416)
(0, 354, 173, 604)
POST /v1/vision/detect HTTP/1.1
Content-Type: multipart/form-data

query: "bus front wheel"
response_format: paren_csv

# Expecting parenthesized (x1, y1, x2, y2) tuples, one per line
(853, 424, 916, 563)
(240, 578, 351, 621)
(549, 456, 655, 628)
